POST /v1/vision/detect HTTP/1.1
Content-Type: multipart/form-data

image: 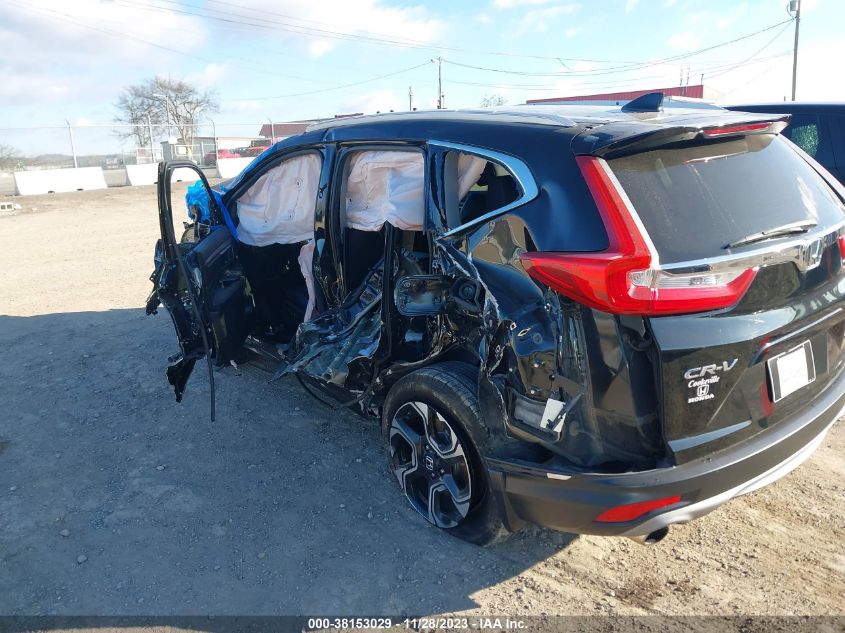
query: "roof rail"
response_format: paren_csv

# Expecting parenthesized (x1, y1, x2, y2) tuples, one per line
(621, 92, 664, 113)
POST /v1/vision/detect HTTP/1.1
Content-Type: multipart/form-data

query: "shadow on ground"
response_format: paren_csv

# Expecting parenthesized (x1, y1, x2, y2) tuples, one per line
(0, 308, 576, 616)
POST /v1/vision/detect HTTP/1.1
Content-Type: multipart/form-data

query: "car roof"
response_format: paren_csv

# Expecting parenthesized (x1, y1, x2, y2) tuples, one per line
(306, 103, 749, 134)
(222, 102, 788, 199)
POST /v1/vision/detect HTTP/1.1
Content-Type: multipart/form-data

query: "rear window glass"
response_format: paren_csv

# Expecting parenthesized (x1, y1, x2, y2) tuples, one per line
(609, 135, 845, 264)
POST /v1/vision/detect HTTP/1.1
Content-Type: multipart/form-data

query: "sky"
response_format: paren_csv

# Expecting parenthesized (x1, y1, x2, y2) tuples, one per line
(1, 0, 843, 155)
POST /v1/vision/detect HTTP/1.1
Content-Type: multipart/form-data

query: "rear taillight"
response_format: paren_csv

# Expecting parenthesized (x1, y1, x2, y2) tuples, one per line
(594, 495, 682, 523)
(519, 156, 757, 316)
(838, 235, 845, 260)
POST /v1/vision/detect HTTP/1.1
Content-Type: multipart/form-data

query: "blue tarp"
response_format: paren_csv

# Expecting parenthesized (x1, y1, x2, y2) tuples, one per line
(185, 181, 212, 222)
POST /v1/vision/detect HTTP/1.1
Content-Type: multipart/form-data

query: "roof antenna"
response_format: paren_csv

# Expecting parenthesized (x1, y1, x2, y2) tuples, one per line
(621, 92, 664, 113)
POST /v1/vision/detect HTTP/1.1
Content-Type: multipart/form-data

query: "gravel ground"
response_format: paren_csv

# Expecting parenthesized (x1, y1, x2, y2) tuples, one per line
(0, 185, 843, 619)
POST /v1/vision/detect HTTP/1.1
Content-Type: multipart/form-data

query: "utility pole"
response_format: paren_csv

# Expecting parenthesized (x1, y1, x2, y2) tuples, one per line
(789, 0, 801, 101)
(408, 86, 413, 111)
(65, 119, 78, 169)
(432, 57, 443, 109)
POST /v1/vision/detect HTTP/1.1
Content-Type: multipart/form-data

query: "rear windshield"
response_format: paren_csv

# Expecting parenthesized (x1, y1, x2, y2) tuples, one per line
(609, 135, 845, 264)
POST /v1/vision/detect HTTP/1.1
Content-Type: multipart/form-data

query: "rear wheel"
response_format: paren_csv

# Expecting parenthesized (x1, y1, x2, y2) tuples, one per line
(382, 363, 508, 545)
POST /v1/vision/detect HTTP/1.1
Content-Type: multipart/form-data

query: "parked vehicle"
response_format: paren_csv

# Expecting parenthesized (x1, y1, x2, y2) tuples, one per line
(202, 148, 241, 166)
(243, 137, 273, 157)
(147, 94, 845, 545)
(725, 102, 845, 184)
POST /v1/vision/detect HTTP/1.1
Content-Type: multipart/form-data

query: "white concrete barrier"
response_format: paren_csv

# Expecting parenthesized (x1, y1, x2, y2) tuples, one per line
(14, 167, 107, 196)
(125, 164, 158, 186)
(172, 166, 201, 183)
(216, 157, 254, 179)
(103, 168, 129, 187)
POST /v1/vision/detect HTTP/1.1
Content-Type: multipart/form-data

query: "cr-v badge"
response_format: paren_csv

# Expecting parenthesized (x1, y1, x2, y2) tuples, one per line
(685, 359, 738, 404)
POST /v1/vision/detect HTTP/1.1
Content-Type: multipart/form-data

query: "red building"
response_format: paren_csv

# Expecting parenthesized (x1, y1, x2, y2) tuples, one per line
(527, 84, 721, 105)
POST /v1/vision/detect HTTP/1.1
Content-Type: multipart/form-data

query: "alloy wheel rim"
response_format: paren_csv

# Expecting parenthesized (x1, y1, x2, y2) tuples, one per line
(389, 401, 472, 528)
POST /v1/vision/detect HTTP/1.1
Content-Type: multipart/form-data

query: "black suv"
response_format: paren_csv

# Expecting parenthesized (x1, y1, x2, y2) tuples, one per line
(726, 102, 845, 184)
(147, 94, 845, 545)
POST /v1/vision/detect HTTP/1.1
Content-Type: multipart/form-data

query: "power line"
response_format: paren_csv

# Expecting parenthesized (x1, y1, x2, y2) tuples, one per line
(223, 62, 433, 102)
(7, 0, 432, 102)
(6, 1, 314, 82)
(703, 21, 793, 80)
(445, 52, 794, 94)
(111, 0, 646, 63)
(441, 18, 794, 78)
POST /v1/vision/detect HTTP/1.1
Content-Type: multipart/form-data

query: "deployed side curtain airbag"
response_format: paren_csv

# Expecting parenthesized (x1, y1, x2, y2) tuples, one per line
(457, 154, 488, 199)
(345, 151, 425, 232)
(235, 153, 321, 246)
(298, 241, 316, 322)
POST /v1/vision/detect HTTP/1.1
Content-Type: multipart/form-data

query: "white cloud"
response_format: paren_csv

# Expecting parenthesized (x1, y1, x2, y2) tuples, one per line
(664, 0, 677, 6)
(516, 4, 581, 35)
(667, 31, 701, 50)
(0, 0, 207, 106)
(337, 88, 402, 115)
(185, 63, 228, 90)
(715, 2, 748, 30)
(493, 0, 555, 8)
(625, 0, 640, 13)
(228, 100, 267, 113)
(235, 0, 445, 48)
(565, 26, 582, 38)
(572, 60, 597, 72)
(719, 35, 845, 103)
(308, 40, 334, 58)
(475, 13, 494, 24)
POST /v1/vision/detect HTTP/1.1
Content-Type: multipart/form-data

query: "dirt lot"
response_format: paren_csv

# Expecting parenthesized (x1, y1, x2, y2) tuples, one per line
(0, 185, 843, 620)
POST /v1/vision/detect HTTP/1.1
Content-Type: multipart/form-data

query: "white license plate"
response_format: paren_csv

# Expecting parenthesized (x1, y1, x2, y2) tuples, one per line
(767, 341, 816, 402)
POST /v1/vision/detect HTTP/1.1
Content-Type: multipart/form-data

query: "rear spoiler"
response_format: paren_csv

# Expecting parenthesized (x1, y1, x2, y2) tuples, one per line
(572, 113, 790, 157)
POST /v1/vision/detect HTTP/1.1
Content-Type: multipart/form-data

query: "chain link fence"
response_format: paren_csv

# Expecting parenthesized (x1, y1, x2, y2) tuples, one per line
(0, 122, 280, 174)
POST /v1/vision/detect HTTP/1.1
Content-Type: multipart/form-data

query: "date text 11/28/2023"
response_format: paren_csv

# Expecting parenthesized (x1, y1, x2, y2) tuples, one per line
(305, 617, 527, 630)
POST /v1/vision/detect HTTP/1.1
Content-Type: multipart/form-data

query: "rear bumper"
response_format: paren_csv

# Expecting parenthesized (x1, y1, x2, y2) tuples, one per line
(486, 366, 845, 537)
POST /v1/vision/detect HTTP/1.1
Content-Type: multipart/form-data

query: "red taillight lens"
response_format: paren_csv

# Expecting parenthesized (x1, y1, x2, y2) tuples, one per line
(518, 155, 757, 316)
(838, 235, 845, 259)
(594, 495, 682, 523)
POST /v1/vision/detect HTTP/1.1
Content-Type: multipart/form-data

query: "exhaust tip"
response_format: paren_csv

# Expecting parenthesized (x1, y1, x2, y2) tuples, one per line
(628, 526, 670, 545)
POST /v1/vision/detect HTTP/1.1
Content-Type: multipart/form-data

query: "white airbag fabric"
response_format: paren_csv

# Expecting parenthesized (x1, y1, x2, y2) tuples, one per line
(457, 154, 488, 199)
(298, 241, 316, 322)
(235, 153, 321, 246)
(345, 151, 424, 231)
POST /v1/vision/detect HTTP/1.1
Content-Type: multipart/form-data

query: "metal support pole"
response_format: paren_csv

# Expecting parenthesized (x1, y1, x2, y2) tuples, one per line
(791, 0, 801, 101)
(147, 113, 155, 163)
(269, 117, 275, 143)
(211, 118, 217, 157)
(65, 119, 78, 169)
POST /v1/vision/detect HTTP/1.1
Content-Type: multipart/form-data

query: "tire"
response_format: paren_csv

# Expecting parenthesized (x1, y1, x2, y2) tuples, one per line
(382, 362, 509, 546)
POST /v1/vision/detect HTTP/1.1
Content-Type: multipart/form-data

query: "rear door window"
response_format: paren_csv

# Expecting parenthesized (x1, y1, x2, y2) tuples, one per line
(441, 150, 521, 229)
(609, 135, 845, 264)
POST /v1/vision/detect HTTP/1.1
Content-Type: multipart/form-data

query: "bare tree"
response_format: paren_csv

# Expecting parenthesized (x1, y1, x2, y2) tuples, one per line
(480, 94, 508, 107)
(0, 143, 21, 171)
(114, 77, 218, 149)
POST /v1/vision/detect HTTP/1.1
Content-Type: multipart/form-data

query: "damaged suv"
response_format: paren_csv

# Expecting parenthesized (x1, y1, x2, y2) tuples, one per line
(147, 94, 845, 545)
